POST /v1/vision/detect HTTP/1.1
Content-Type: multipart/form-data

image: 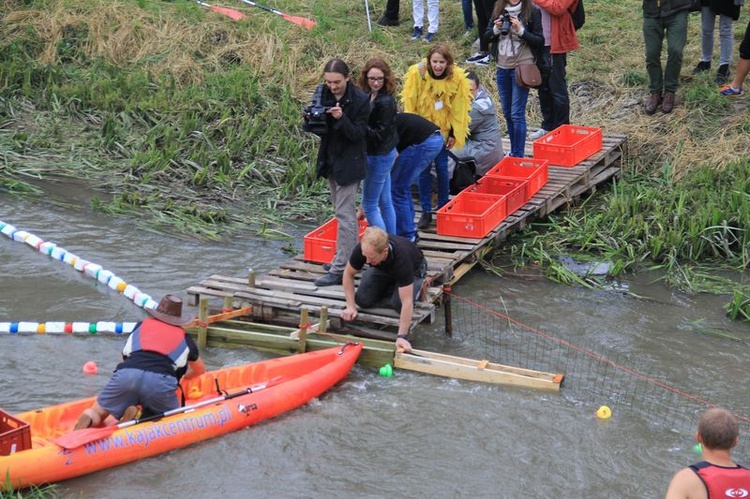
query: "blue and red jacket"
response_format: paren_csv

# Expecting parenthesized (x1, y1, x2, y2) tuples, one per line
(690, 461, 750, 498)
(122, 318, 190, 372)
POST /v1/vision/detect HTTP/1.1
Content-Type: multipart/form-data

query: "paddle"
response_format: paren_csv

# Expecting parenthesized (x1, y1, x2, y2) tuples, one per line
(236, 0, 317, 30)
(196, 0, 246, 21)
(54, 375, 285, 449)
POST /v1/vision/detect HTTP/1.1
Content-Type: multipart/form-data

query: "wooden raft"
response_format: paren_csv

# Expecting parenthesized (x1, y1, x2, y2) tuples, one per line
(187, 134, 626, 336)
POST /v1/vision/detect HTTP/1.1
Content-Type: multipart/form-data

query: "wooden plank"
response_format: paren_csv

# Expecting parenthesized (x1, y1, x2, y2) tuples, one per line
(394, 349, 563, 391)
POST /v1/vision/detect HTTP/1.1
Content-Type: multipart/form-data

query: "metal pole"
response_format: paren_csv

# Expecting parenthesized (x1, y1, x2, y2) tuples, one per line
(364, 0, 372, 31)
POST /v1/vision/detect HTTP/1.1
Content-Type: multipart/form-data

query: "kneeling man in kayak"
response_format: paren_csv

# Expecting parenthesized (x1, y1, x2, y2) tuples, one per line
(74, 294, 206, 429)
(340, 226, 427, 351)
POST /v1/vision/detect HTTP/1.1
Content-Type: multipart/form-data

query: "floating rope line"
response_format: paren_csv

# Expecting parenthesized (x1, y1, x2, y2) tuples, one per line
(0, 220, 158, 311)
(0, 321, 138, 335)
(446, 290, 750, 425)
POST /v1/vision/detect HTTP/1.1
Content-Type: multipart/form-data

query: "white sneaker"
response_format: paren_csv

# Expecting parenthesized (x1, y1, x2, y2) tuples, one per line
(465, 52, 486, 63)
(529, 128, 550, 140)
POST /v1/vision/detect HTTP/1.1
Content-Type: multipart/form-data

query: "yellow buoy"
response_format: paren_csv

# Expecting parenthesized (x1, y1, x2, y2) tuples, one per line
(596, 405, 612, 419)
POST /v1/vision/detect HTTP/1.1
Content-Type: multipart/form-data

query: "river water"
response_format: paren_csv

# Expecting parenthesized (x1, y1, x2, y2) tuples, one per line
(1, 193, 749, 498)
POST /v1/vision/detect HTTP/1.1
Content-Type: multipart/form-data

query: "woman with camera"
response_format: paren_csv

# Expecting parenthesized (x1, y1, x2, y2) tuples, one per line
(303, 59, 370, 287)
(401, 43, 473, 230)
(484, 0, 544, 158)
(357, 58, 398, 235)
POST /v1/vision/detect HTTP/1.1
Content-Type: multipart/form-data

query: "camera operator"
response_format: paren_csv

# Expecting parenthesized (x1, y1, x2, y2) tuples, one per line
(303, 59, 370, 287)
(484, 0, 543, 158)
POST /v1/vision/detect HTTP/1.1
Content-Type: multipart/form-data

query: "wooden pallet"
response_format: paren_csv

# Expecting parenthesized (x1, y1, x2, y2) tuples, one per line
(187, 134, 626, 334)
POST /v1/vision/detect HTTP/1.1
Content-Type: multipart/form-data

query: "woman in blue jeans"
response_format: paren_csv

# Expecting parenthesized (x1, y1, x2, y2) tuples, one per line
(357, 58, 399, 234)
(484, 0, 543, 158)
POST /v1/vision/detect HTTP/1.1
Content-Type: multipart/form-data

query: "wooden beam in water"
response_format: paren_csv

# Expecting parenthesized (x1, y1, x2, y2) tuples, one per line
(394, 349, 564, 391)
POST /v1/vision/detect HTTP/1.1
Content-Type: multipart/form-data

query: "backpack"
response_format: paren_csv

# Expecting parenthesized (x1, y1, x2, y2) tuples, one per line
(448, 152, 479, 195)
(569, 0, 585, 31)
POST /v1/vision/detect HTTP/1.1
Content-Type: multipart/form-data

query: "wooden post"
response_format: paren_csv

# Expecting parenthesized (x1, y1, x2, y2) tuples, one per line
(223, 295, 233, 313)
(298, 307, 308, 354)
(319, 307, 328, 333)
(443, 285, 453, 338)
(198, 296, 209, 349)
(247, 268, 255, 288)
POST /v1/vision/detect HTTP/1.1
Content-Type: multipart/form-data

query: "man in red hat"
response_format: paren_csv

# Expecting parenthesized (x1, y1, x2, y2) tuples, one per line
(74, 294, 206, 429)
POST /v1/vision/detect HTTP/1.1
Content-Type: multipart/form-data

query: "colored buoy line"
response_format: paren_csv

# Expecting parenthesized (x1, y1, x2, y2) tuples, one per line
(0, 220, 158, 311)
(0, 321, 137, 335)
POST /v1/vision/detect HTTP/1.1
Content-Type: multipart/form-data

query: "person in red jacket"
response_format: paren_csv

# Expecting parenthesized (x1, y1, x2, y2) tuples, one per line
(665, 407, 750, 499)
(528, 0, 580, 140)
(74, 294, 206, 429)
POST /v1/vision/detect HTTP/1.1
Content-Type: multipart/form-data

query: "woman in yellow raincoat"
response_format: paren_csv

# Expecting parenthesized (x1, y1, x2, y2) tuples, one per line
(401, 43, 473, 230)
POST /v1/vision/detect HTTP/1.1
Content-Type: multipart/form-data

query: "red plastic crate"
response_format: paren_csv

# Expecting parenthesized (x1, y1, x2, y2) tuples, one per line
(469, 177, 528, 215)
(533, 124, 603, 167)
(303, 218, 368, 264)
(485, 157, 549, 200)
(436, 192, 508, 238)
(0, 410, 31, 455)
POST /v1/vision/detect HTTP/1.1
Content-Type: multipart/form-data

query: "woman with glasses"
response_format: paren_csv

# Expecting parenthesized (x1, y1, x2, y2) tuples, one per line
(357, 58, 399, 234)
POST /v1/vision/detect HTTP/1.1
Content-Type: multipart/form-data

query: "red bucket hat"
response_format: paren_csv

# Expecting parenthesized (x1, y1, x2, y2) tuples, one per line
(145, 294, 194, 327)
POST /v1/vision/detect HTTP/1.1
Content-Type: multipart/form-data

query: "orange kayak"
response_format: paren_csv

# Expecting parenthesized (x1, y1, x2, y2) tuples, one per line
(0, 342, 362, 488)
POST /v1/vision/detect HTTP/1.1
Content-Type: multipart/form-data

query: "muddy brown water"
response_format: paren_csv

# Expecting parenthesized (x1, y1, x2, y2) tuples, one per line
(1, 194, 749, 498)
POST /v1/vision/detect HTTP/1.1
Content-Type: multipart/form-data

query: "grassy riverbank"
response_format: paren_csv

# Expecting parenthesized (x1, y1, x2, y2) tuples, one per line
(0, 0, 748, 316)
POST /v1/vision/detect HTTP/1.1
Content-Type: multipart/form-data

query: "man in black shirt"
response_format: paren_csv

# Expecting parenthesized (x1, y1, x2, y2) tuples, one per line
(341, 226, 427, 351)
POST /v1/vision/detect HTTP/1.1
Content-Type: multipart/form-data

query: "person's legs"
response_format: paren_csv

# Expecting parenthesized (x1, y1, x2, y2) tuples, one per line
(549, 52, 570, 130)
(426, 0, 439, 34)
(362, 151, 394, 232)
(378, 149, 397, 234)
(663, 10, 688, 94)
(699, 6, 714, 64)
(475, 0, 494, 52)
(496, 67, 515, 151)
(412, 0, 424, 29)
(537, 46, 554, 133)
(461, 0, 473, 30)
(381, 0, 400, 23)
(328, 178, 359, 274)
(139, 371, 180, 416)
(434, 147, 450, 208)
(355, 266, 395, 308)
(718, 14, 733, 67)
(643, 15, 665, 95)
(509, 76, 530, 157)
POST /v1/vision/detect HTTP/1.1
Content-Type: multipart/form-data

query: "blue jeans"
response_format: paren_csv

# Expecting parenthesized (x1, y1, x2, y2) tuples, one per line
(496, 67, 530, 158)
(391, 132, 443, 240)
(97, 368, 178, 419)
(418, 146, 450, 213)
(362, 149, 397, 234)
(462, 0, 474, 29)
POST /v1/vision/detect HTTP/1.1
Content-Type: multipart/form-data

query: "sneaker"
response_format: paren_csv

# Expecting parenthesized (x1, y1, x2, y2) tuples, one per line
(119, 405, 140, 422)
(424, 32, 437, 43)
(377, 17, 399, 27)
(715, 64, 730, 84)
(529, 128, 550, 140)
(417, 212, 433, 230)
(466, 52, 489, 64)
(314, 272, 343, 287)
(693, 61, 711, 74)
(719, 84, 743, 97)
(410, 26, 423, 41)
(463, 28, 473, 38)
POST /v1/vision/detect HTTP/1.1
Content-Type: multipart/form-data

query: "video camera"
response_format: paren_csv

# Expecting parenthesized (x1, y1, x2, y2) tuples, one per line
(498, 11, 511, 36)
(303, 85, 331, 136)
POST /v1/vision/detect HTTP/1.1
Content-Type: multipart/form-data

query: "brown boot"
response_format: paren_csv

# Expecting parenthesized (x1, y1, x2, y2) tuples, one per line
(644, 93, 662, 115)
(661, 92, 675, 113)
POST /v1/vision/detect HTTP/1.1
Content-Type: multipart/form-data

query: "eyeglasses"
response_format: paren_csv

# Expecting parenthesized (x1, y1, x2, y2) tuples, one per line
(367, 76, 385, 82)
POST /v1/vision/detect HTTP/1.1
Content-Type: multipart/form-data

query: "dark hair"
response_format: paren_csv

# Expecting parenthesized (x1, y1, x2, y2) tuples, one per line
(323, 59, 350, 77)
(491, 0, 534, 24)
(358, 58, 398, 95)
(426, 43, 455, 79)
(466, 70, 480, 87)
(698, 408, 740, 450)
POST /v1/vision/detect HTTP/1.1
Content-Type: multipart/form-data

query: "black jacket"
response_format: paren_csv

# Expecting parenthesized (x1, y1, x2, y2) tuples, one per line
(642, 0, 693, 18)
(366, 92, 398, 155)
(306, 82, 370, 186)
